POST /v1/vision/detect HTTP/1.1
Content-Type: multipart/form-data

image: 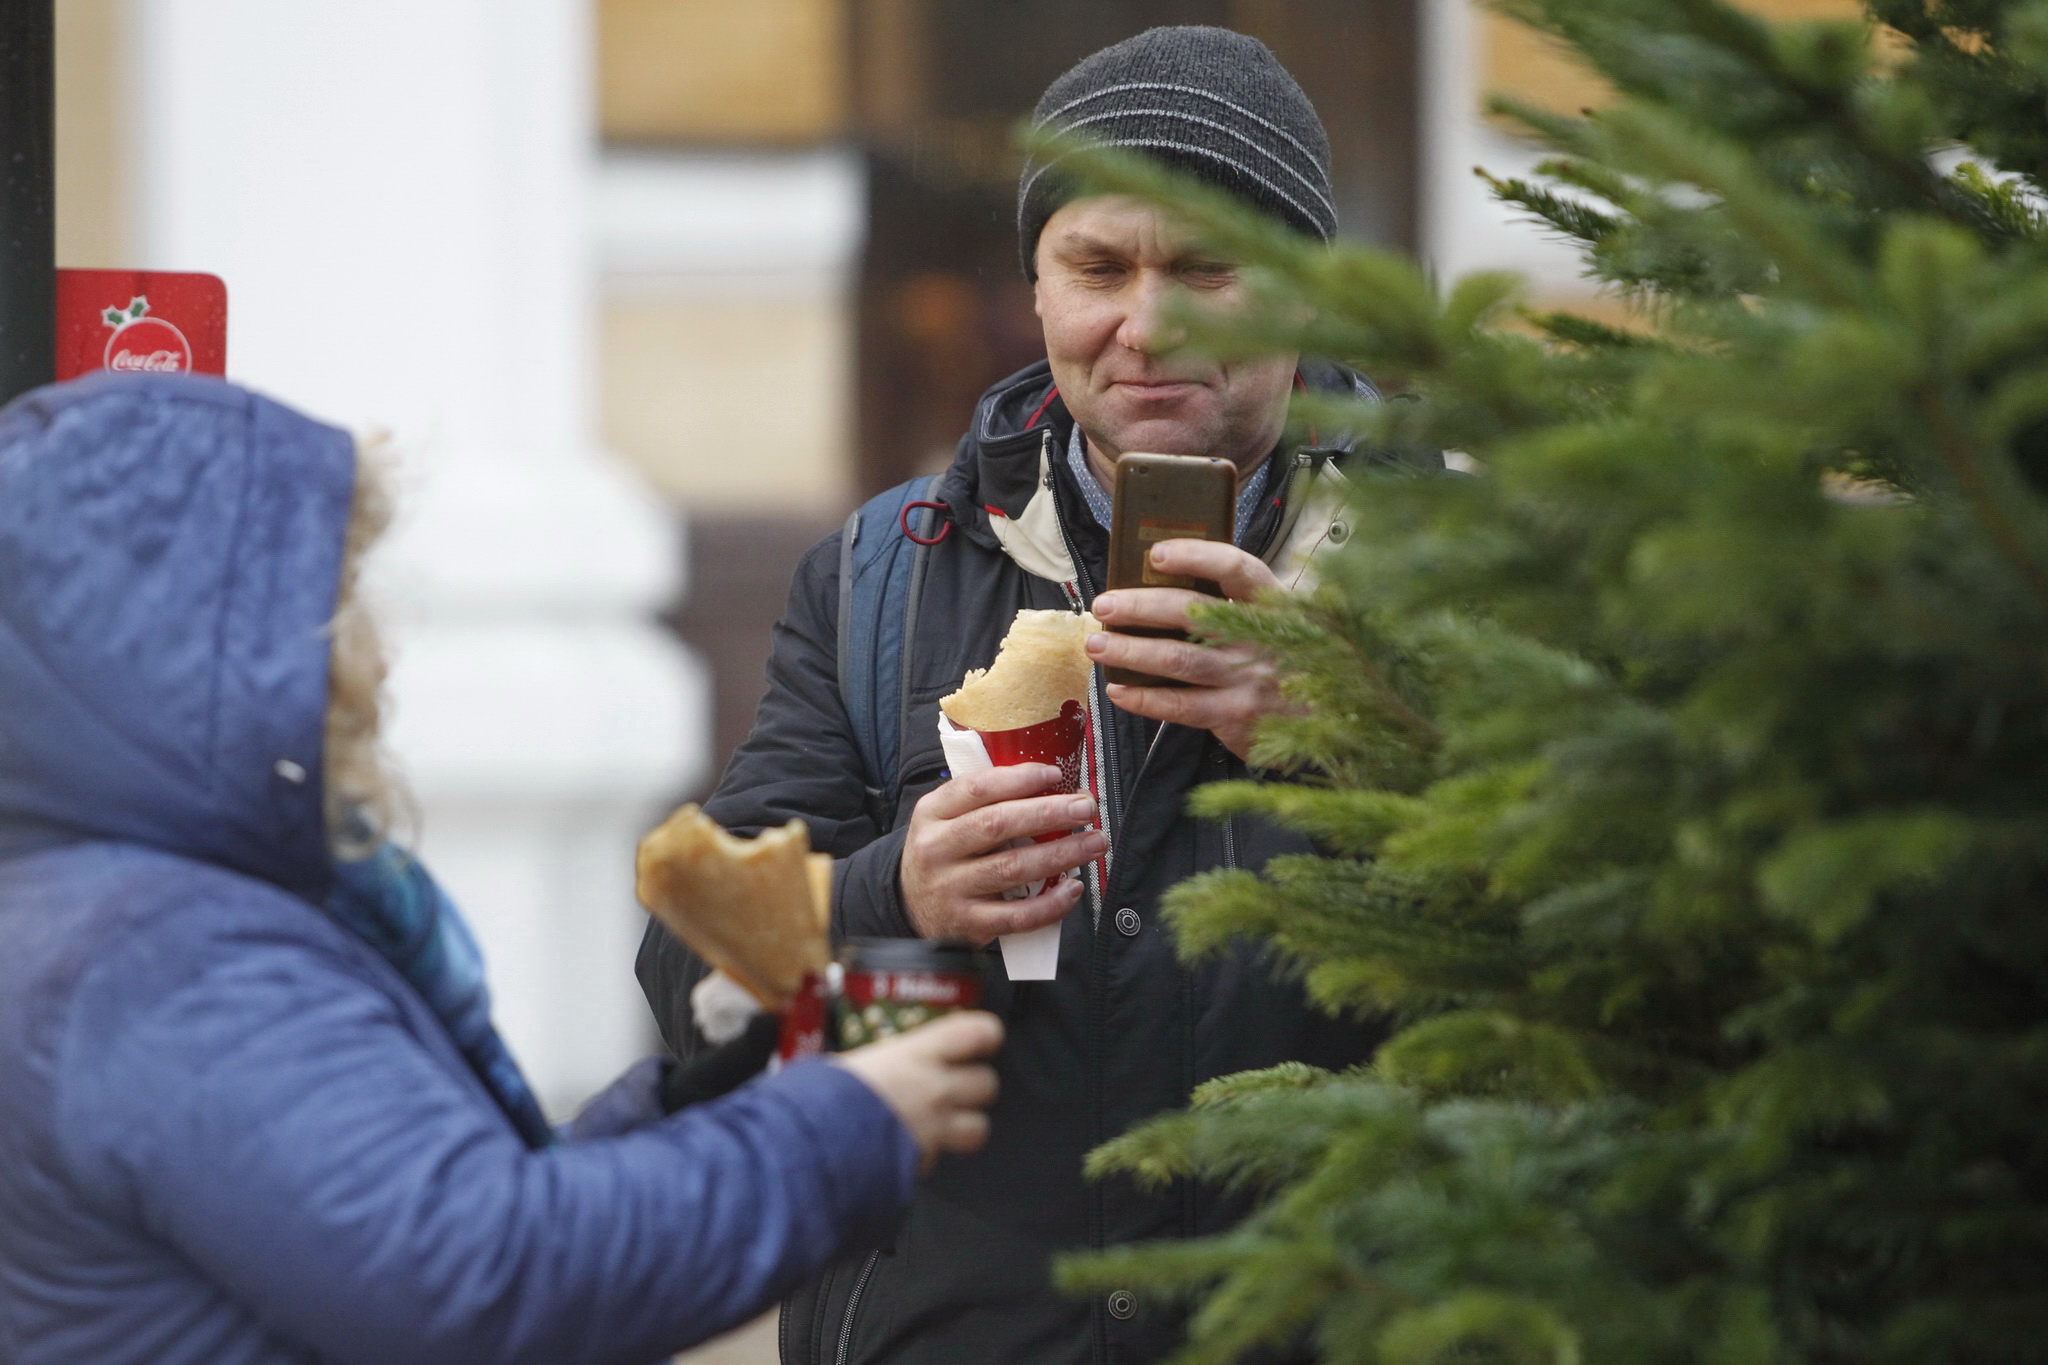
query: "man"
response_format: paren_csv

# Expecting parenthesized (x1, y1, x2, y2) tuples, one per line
(640, 26, 1431, 1365)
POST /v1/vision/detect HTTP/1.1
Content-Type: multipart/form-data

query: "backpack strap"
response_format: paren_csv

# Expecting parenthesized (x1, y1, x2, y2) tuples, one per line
(836, 475, 943, 816)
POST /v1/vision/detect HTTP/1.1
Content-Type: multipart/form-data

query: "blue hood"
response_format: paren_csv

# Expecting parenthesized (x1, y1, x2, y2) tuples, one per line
(0, 372, 355, 901)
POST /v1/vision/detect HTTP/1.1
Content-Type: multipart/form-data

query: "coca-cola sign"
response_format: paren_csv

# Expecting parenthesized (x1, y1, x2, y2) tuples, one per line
(55, 270, 227, 383)
(102, 306, 194, 375)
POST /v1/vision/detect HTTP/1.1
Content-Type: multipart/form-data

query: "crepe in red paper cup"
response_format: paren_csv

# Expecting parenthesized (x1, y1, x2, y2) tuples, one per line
(937, 610, 1098, 980)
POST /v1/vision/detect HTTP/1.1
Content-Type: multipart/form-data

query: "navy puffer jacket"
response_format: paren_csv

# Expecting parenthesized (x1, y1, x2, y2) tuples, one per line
(0, 373, 917, 1365)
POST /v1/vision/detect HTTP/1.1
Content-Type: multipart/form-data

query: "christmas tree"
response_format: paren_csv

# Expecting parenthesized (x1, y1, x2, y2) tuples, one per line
(1042, 2, 2048, 1361)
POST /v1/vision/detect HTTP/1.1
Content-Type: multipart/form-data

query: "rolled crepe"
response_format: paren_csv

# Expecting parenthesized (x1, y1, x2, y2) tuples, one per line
(940, 609, 1098, 731)
(635, 805, 832, 1010)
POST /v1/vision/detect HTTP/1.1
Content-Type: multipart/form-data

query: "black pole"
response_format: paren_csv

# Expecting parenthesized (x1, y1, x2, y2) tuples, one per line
(0, 0, 54, 406)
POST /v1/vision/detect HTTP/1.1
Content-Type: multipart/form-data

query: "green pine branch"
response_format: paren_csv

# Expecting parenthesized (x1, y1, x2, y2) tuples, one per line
(1024, 7, 2048, 1353)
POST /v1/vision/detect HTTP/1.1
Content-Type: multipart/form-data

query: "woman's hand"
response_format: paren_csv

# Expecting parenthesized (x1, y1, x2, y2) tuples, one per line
(832, 1012, 1004, 1169)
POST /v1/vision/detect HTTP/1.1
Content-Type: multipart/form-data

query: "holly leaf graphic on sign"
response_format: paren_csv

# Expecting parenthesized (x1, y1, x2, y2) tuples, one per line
(128, 298, 149, 319)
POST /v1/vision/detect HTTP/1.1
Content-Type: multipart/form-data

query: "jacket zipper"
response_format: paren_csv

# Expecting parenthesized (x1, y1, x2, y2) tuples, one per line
(1064, 613, 1114, 927)
(1044, 427, 1115, 1364)
(1047, 427, 1122, 928)
(834, 1249, 881, 1365)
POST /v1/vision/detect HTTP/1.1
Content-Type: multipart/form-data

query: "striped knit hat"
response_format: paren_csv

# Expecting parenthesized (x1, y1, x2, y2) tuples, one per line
(1018, 26, 1336, 277)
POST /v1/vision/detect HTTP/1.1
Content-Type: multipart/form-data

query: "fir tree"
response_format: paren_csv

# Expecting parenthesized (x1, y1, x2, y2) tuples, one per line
(1035, 2, 2048, 1361)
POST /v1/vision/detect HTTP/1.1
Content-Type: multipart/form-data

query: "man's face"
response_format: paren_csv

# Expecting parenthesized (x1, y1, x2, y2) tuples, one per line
(1033, 195, 1297, 475)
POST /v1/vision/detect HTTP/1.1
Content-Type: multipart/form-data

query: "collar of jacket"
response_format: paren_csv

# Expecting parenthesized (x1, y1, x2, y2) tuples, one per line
(934, 358, 1380, 590)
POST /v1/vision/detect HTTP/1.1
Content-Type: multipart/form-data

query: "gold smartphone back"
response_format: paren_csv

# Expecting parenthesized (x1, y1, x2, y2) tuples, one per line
(1106, 453, 1235, 593)
(1103, 453, 1236, 687)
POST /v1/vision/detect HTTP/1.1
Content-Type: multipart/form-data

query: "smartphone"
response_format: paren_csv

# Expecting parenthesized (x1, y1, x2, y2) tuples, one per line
(1103, 452, 1237, 688)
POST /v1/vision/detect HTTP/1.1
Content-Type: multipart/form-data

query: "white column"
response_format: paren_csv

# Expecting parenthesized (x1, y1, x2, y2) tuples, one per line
(132, 0, 706, 1115)
(1417, 0, 1587, 292)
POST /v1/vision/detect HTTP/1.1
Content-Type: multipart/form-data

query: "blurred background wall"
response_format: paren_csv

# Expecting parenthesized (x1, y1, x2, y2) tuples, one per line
(48, 0, 1859, 1110)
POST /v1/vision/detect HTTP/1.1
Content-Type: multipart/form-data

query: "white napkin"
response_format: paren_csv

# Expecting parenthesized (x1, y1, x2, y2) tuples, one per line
(936, 716, 1066, 980)
(689, 969, 762, 1045)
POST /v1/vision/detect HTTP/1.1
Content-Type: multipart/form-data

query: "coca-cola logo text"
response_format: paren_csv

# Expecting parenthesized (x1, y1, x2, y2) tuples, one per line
(109, 348, 187, 373)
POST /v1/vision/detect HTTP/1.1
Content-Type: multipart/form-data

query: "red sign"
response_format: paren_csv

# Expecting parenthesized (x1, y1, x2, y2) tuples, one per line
(55, 269, 227, 382)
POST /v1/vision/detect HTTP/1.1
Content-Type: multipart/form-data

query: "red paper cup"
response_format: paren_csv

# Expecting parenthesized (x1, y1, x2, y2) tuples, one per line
(976, 699, 1088, 844)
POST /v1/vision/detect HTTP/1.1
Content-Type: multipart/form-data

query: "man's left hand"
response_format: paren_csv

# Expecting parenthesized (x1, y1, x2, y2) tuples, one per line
(1085, 538, 1296, 761)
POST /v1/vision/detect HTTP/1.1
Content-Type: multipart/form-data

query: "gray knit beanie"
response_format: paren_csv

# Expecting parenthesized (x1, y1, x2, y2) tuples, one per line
(1018, 26, 1335, 277)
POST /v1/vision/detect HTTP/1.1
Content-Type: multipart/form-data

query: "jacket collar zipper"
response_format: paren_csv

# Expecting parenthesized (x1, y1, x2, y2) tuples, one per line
(1045, 427, 1097, 602)
(1046, 428, 1124, 925)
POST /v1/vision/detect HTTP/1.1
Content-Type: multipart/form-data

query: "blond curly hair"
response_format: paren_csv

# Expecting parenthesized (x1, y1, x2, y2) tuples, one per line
(324, 437, 411, 858)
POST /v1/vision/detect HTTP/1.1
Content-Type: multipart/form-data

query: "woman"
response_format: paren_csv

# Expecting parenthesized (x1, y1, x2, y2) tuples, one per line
(0, 372, 1000, 1364)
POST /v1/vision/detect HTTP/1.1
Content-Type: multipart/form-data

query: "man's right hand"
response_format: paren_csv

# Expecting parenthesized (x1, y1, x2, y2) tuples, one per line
(899, 763, 1104, 944)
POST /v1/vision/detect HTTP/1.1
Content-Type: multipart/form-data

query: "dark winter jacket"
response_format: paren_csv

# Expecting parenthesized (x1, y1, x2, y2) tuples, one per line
(639, 360, 1423, 1365)
(0, 373, 918, 1365)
